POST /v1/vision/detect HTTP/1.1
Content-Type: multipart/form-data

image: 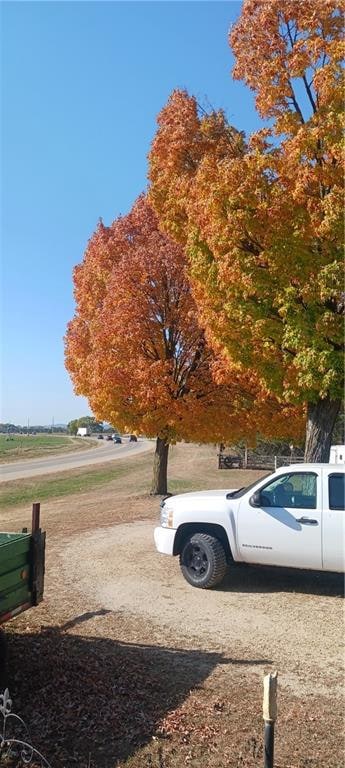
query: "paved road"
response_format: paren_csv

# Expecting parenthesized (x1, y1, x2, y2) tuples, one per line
(0, 439, 153, 481)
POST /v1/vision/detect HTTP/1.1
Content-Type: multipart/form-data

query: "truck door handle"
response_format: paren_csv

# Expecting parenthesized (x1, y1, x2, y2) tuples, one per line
(296, 517, 318, 526)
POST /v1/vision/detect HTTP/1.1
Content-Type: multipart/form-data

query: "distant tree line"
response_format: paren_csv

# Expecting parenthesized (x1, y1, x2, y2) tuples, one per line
(67, 416, 115, 435)
(67, 416, 103, 435)
(232, 412, 344, 455)
(0, 417, 118, 437)
(0, 423, 67, 434)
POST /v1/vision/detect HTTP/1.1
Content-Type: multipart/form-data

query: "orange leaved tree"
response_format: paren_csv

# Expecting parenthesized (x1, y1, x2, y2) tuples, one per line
(148, 0, 344, 461)
(65, 196, 302, 493)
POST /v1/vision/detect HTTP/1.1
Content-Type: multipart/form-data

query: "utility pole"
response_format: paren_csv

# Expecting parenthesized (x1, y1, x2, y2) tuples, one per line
(51, 416, 54, 434)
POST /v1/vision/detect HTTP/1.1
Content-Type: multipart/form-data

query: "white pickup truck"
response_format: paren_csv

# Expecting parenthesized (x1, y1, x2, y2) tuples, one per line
(154, 464, 345, 588)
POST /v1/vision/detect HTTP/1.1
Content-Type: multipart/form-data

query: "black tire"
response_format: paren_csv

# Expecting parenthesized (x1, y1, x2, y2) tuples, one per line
(179, 533, 227, 589)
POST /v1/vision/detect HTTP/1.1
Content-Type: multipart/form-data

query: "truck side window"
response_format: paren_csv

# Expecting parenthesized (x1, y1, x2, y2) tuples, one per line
(329, 474, 345, 510)
(260, 473, 317, 509)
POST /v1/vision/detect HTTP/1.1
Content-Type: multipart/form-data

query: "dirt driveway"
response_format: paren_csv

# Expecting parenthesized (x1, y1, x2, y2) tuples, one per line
(60, 520, 344, 701)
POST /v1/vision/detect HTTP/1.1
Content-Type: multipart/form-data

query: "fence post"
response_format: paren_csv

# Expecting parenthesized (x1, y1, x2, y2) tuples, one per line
(244, 445, 248, 469)
(31, 502, 40, 533)
(263, 671, 278, 768)
(274, 456, 277, 470)
(31, 503, 45, 606)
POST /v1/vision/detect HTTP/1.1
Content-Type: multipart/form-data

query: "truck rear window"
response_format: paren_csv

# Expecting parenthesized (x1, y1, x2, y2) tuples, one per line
(328, 474, 345, 510)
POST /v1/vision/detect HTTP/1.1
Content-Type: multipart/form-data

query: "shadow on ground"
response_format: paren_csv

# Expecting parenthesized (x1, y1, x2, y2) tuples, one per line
(4, 617, 271, 768)
(220, 564, 344, 597)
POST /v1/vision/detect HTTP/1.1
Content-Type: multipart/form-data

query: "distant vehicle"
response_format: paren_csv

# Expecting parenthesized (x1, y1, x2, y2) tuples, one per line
(330, 445, 345, 464)
(129, 434, 138, 442)
(77, 427, 90, 437)
(114, 436, 122, 444)
(106, 435, 113, 441)
(97, 434, 104, 439)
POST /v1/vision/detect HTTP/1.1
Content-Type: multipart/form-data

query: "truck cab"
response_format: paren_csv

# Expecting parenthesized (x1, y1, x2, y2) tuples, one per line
(154, 464, 345, 588)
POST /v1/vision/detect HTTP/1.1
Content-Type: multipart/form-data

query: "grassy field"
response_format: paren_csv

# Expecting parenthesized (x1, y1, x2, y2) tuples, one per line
(0, 433, 94, 463)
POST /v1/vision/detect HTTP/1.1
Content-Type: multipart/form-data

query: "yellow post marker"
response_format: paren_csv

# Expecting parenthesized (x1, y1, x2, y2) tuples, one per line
(263, 671, 278, 768)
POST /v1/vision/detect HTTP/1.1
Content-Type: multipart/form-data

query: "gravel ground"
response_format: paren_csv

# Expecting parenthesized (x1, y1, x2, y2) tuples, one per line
(59, 520, 344, 700)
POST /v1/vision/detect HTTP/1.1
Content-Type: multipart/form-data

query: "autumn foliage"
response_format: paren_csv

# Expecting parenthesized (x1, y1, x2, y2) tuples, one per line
(65, 196, 302, 492)
(148, 0, 344, 460)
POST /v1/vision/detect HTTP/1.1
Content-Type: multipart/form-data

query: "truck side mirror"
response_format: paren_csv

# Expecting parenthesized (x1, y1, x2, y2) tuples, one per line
(250, 490, 262, 507)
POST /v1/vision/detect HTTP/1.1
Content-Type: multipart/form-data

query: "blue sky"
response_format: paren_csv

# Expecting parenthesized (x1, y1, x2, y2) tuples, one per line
(1, 1, 263, 425)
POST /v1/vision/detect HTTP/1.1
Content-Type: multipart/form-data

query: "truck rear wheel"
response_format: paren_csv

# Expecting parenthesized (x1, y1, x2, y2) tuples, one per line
(179, 533, 227, 589)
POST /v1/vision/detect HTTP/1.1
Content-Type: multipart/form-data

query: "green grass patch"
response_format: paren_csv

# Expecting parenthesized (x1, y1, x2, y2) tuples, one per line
(0, 434, 71, 453)
(0, 464, 130, 509)
(0, 434, 94, 462)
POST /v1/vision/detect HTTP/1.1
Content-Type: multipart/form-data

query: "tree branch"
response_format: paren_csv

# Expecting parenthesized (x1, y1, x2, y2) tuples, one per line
(287, 80, 305, 124)
(302, 74, 318, 114)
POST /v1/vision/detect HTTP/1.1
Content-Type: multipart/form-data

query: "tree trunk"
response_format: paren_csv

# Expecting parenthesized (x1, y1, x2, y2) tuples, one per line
(304, 397, 342, 462)
(151, 436, 169, 495)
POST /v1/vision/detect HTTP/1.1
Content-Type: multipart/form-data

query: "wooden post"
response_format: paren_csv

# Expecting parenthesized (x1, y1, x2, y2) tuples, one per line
(244, 445, 248, 469)
(31, 502, 41, 533)
(30, 503, 45, 606)
(263, 671, 278, 768)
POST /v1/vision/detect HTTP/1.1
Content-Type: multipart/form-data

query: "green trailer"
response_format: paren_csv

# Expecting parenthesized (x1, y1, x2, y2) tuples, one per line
(0, 503, 45, 625)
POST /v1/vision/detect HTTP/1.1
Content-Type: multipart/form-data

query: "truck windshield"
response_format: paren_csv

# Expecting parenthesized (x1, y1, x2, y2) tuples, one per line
(226, 474, 270, 500)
